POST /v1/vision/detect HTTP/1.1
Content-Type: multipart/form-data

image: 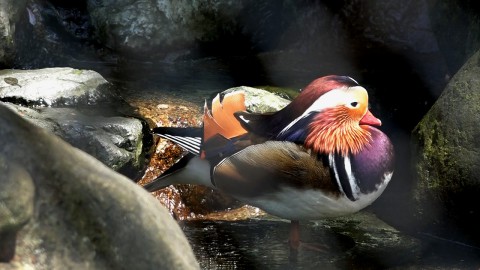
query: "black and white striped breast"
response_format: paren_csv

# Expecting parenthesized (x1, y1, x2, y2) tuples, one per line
(328, 127, 395, 201)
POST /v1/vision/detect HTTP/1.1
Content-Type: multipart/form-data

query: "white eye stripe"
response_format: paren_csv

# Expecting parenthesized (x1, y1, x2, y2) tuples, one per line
(279, 86, 368, 135)
(281, 88, 346, 133)
(305, 86, 367, 113)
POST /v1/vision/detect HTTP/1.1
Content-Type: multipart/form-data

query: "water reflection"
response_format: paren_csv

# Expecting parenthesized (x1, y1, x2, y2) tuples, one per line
(178, 215, 480, 269)
(182, 219, 356, 270)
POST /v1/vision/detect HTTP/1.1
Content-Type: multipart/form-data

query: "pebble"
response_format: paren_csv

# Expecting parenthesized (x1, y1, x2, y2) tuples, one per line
(156, 104, 169, 109)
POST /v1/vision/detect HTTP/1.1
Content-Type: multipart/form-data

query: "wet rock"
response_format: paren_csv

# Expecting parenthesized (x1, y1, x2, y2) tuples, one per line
(0, 156, 34, 262)
(3, 103, 145, 173)
(412, 49, 480, 246)
(0, 67, 147, 175)
(0, 67, 113, 106)
(0, 0, 28, 66)
(0, 103, 199, 269)
(320, 212, 421, 268)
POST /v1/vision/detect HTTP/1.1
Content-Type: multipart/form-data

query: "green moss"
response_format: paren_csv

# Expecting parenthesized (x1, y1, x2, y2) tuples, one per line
(413, 50, 480, 205)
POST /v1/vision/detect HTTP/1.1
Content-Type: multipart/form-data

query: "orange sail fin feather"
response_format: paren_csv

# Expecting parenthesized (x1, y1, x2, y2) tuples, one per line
(203, 91, 248, 142)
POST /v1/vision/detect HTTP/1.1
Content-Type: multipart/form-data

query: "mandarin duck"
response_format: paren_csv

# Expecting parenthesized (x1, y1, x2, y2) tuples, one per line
(144, 75, 395, 249)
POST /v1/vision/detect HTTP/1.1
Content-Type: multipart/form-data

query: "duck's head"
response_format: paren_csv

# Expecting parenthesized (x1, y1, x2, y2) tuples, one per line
(279, 76, 382, 156)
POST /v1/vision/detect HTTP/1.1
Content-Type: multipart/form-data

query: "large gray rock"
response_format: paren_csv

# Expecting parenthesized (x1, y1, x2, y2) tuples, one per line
(0, 67, 147, 174)
(2, 103, 145, 172)
(0, 67, 113, 106)
(0, 103, 199, 269)
(412, 49, 480, 245)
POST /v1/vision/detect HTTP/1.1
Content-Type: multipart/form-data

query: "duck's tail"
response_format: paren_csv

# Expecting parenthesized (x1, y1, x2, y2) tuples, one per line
(144, 91, 248, 192)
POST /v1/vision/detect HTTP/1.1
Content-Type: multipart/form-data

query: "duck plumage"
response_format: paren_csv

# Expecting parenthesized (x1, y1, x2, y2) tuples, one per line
(144, 75, 394, 247)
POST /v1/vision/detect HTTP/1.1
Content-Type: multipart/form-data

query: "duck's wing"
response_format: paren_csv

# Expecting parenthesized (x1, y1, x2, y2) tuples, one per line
(211, 140, 341, 199)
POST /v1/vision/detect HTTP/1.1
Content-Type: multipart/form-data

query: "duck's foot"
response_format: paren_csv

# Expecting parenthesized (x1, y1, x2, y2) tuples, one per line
(288, 220, 330, 252)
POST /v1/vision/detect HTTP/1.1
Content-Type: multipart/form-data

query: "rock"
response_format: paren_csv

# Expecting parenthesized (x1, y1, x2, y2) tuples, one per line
(3, 103, 145, 173)
(0, 103, 199, 269)
(0, 67, 113, 106)
(0, 67, 148, 175)
(412, 49, 480, 246)
(224, 86, 291, 113)
(0, 156, 34, 262)
(321, 212, 421, 267)
(0, 0, 28, 65)
(156, 104, 169, 110)
(86, 0, 245, 58)
(11, 0, 111, 70)
(339, 0, 438, 53)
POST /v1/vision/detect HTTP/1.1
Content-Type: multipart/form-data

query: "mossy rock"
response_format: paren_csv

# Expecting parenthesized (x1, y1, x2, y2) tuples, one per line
(412, 49, 480, 245)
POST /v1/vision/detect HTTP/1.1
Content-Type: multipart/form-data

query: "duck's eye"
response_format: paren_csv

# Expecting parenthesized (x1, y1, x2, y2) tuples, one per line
(350, 102, 358, 107)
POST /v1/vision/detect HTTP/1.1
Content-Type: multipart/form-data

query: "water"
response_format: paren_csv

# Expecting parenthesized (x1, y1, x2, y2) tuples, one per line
(180, 217, 480, 270)
(182, 219, 356, 270)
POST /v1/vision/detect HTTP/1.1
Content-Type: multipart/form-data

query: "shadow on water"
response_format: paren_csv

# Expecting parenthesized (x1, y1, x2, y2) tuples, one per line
(180, 218, 480, 270)
(181, 220, 356, 270)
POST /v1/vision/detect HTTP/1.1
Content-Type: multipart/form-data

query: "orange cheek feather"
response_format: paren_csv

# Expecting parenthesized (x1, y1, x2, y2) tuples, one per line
(305, 107, 372, 156)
